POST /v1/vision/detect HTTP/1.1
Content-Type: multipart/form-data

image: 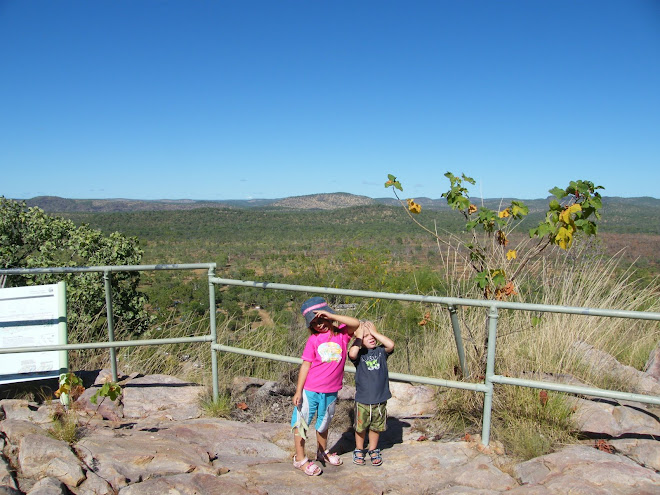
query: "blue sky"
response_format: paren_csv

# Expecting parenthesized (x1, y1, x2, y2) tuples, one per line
(1, 0, 659, 201)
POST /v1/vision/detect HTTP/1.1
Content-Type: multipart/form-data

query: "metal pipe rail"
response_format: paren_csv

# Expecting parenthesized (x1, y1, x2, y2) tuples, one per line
(210, 277, 660, 321)
(0, 264, 217, 387)
(0, 335, 213, 354)
(210, 277, 660, 444)
(212, 343, 489, 392)
(0, 263, 217, 274)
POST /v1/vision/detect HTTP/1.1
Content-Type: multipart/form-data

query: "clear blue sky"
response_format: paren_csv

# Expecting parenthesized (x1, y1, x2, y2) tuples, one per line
(1, 0, 659, 201)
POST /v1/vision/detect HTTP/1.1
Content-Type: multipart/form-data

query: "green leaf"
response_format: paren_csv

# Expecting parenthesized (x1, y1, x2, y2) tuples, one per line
(475, 271, 489, 289)
(510, 201, 529, 218)
(492, 271, 506, 288)
(549, 187, 565, 199)
(461, 174, 476, 185)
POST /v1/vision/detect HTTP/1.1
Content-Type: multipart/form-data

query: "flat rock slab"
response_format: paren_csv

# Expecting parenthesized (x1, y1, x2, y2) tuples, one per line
(0, 400, 53, 425)
(226, 441, 517, 495)
(18, 434, 85, 488)
(221, 439, 660, 495)
(117, 472, 267, 495)
(75, 427, 214, 490)
(514, 444, 660, 494)
(573, 398, 660, 437)
(120, 374, 205, 420)
(73, 418, 291, 491)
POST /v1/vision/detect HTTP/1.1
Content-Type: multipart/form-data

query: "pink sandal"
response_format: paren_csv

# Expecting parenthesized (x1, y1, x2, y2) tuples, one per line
(293, 455, 322, 476)
(316, 449, 343, 466)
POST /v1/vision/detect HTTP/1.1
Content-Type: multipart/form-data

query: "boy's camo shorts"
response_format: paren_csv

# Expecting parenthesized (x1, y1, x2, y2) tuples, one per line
(354, 401, 388, 433)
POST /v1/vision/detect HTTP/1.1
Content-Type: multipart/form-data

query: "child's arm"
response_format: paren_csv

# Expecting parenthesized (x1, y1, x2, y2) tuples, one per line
(314, 310, 360, 336)
(348, 322, 365, 360)
(292, 360, 311, 406)
(364, 321, 395, 353)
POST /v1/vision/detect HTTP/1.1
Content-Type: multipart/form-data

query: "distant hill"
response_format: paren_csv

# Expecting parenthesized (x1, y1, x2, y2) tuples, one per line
(22, 193, 380, 212)
(20, 193, 660, 218)
(15, 193, 659, 236)
(12, 193, 576, 213)
(20, 196, 275, 212)
(273, 192, 375, 209)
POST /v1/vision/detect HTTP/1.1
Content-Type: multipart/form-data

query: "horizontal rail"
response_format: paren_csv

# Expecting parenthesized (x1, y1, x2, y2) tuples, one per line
(0, 263, 216, 275)
(210, 277, 660, 321)
(491, 374, 660, 406)
(0, 335, 213, 354)
(212, 343, 489, 392)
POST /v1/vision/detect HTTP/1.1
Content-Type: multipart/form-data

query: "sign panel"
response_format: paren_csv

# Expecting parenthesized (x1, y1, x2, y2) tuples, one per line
(0, 282, 67, 384)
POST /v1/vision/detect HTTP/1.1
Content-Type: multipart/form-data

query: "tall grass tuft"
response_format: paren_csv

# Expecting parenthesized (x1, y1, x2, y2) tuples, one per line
(48, 408, 82, 444)
(199, 388, 233, 418)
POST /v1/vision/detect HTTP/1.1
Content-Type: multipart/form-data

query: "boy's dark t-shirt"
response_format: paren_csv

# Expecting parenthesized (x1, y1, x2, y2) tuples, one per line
(350, 345, 392, 405)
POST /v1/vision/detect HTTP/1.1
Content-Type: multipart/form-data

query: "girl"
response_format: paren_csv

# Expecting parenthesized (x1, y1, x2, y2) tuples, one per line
(291, 296, 360, 476)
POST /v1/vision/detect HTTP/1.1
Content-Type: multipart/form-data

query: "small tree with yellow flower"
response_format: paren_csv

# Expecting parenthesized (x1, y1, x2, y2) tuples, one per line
(385, 173, 604, 300)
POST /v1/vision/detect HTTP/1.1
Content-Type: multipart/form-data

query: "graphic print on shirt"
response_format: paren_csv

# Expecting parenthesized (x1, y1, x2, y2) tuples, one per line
(363, 355, 380, 371)
(318, 342, 342, 363)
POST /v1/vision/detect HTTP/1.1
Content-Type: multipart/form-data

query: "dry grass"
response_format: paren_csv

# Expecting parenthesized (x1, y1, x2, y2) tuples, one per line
(400, 238, 660, 460)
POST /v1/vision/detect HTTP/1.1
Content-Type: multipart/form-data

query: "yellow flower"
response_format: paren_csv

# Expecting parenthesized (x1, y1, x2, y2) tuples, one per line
(407, 198, 421, 214)
(468, 204, 477, 215)
(506, 249, 517, 260)
(498, 209, 511, 218)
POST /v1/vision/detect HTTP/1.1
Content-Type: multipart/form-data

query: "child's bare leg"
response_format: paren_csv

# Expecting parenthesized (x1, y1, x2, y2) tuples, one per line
(353, 429, 367, 464)
(294, 431, 306, 461)
(367, 430, 383, 466)
(355, 429, 366, 451)
(316, 429, 329, 453)
(368, 430, 380, 451)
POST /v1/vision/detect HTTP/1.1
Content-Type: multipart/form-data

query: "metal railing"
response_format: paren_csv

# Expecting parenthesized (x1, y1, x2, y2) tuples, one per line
(1, 264, 659, 446)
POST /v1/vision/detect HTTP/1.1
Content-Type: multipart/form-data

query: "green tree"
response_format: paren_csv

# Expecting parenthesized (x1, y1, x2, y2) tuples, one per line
(0, 197, 152, 336)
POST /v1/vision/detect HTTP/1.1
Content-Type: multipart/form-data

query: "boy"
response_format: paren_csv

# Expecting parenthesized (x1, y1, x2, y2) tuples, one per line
(348, 320, 395, 466)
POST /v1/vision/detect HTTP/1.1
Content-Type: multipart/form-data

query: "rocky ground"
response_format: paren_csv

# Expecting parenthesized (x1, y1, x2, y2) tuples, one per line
(0, 362, 659, 495)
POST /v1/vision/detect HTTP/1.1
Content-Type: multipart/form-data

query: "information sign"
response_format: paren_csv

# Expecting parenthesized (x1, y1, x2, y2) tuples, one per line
(0, 282, 68, 384)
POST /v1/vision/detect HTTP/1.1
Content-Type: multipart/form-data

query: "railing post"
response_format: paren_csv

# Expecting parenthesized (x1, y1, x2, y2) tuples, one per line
(481, 305, 499, 446)
(103, 271, 118, 382)
(57, 281, 69, 374)
(448, 305, 468, 378)
(208, 266, 219, 401)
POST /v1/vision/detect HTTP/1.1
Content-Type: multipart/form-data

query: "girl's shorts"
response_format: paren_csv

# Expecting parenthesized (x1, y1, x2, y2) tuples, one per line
(354, 401, 388, 433)
(291, 390, 338, 434)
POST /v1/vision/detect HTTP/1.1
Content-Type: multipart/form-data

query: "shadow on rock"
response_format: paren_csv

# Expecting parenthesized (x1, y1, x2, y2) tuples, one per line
(329, 417, 411, 455)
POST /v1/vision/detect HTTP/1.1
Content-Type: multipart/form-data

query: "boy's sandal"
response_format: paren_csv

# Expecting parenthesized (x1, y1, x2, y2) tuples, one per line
(316, 449, 343, 466)
(368, 448, 383, 466)
(353, 448, 366, 465)
(293, 455, 322, 476)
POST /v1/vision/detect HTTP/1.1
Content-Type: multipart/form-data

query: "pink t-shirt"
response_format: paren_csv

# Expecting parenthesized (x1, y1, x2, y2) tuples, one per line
(301, 324, 351, 393)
